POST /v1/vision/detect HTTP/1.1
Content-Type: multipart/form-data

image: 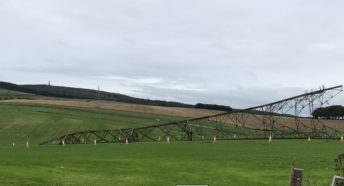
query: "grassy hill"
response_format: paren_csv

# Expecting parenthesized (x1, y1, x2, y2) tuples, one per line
(0, 88, 40, 100)
(1, 99, 221, 118)
(0, 81, 235, 112)
(0, 81, 193, 108)
(0, 104, 184, 146)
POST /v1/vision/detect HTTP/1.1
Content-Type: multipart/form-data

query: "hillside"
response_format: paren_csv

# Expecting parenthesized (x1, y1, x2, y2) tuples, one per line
(0, 88, 36, 100)
(0, 81, 193, 108)
(0, 81, 237, 112)
(0, 104, 185, 146)
(1, 99, 221, 118)
(0, 97, 221, 146)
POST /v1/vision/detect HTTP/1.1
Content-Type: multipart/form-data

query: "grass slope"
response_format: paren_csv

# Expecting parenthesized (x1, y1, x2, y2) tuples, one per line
(0, 104, 181, 146)
(1, 99, 221, 118)
(0, 81, 193, 108)
(0, 88, 37, 100)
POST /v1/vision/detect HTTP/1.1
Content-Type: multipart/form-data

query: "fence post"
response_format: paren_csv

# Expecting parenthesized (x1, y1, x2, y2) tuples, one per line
(290, 168, 303, 186)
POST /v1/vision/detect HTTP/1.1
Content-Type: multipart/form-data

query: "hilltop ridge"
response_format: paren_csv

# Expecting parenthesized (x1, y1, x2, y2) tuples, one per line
(0, 81, 193, 108)
(0, 81, 234, 111)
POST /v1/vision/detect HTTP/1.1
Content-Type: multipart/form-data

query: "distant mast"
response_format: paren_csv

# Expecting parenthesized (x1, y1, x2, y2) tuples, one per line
(97, 86, 100, 99)
(96, 85, 100, 108)
(48, 80, 50, 86)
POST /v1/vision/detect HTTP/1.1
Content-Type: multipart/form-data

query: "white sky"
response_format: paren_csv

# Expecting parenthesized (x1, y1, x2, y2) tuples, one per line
(0, 0, 343, 108)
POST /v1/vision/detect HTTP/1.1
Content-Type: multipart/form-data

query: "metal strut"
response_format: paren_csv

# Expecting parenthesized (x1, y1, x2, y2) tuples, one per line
(40, 85, 344, 145)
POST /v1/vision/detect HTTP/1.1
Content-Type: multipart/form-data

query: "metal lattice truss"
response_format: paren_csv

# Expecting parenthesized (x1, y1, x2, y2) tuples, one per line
(40, 85, 344, 145)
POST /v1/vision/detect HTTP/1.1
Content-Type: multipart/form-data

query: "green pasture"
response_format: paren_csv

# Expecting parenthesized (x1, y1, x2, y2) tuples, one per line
(0, 103, 343, 186)
(0, 104, 181, 146)
(0, 140, 343, 186)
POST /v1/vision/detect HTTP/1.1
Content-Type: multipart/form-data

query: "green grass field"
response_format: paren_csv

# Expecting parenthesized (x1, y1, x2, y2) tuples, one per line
(0, 104, 181, 146)
(0, 140, 342, 186)
(0, 103, 343, 185)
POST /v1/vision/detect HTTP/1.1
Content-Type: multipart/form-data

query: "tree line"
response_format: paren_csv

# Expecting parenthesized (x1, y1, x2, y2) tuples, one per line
(312, 105, 344, 119)
(194, 103, 233, 112)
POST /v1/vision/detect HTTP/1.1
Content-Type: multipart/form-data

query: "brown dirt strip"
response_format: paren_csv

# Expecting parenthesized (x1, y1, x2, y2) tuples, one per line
(0, 99, 222, 118)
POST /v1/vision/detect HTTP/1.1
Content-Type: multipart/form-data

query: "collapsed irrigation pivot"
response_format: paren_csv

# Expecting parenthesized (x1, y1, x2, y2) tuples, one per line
(41, 85, 344, 145)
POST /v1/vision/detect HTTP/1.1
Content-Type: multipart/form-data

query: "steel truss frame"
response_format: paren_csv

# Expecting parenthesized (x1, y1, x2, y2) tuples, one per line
(40, 85, 344, 145)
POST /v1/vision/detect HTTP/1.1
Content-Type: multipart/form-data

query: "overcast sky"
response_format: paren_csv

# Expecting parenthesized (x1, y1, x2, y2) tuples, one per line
(0, 0, 344, 108)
